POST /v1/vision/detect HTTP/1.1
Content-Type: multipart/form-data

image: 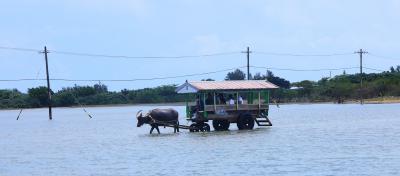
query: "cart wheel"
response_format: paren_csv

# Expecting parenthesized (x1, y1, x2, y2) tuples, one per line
(212, 120, 230, 131)
(237, 113, 255, 130)
(200, 123, 210, 132)
(189, 124, 199, 132)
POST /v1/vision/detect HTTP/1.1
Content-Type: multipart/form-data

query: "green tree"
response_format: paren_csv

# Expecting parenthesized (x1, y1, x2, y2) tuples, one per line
(225, 69, 246, 80)
(253, 73, 264, 80)
(0, 89, 28, 108)
(53, 91, 76, 106)
(28, 86, 52, 107)
(3, 65, 400, 109)
(294, 80, 315, 97)
(253, 71, 291, 89)
(94, 83, 108, 93)
(390, 66, 396, 73)
(73, 85, 96, 97)
(266, 71, 290, 89)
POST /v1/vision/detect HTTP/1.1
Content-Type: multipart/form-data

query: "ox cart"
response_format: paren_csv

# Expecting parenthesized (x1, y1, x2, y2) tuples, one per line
(175, 80, 278, 132)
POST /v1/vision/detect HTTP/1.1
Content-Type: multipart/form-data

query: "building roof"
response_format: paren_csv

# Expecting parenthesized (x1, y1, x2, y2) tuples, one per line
(176, 80, 279, 93)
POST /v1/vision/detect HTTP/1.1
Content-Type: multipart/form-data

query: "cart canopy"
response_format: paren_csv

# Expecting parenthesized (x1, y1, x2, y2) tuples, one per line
(176, 80, 279, 94)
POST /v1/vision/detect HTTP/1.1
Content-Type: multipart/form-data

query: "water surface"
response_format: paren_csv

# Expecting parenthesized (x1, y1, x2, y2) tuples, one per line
(1, 104, 399, 175)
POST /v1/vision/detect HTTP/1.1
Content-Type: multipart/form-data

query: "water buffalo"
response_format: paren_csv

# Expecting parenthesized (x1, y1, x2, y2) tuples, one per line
(136, 108, 180, 134)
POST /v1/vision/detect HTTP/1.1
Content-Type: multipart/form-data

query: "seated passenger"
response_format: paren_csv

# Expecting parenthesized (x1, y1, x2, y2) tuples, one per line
(238, 95, 243, 104)
(228, 95, 235, 105)
(195, 95, 204, 111)
(218, 93, 226, 104)
(205, 93, 213, 105)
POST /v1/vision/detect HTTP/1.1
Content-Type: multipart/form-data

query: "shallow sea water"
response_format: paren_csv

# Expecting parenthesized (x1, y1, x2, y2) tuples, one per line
(0, 103, 399, 175)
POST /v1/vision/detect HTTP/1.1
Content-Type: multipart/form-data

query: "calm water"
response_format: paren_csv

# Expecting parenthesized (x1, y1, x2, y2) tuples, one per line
(0, 104, 399, 176)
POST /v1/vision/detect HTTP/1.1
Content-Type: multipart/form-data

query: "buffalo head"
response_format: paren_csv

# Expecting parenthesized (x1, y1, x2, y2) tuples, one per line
(136, 110, 151, 127)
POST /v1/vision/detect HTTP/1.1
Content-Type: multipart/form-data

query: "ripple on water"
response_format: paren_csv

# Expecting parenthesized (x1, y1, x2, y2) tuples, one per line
(0, 104, 400, 175)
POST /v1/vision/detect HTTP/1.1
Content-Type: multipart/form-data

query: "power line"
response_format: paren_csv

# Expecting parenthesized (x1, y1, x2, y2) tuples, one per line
(3, 45, 396, 61)
(250, 66, 359, 72)
(0, 46, 41, 53)
(1, 66, 388, 82)
(364, 67, 386, 72)
(0, 66, 246, 82)
(367, 53, 400, 61)
(253, 51, 355, 57)
(0, 78, 45, 82)
(0, 45, 240, 59)
(50, 50, 240, 59)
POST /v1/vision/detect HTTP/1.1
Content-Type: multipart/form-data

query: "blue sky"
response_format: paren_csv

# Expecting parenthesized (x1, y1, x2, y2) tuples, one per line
(1, 0, 399, 92)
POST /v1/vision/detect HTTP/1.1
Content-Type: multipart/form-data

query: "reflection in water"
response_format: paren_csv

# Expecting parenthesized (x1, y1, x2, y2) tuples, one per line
(0, 104, 400, 175)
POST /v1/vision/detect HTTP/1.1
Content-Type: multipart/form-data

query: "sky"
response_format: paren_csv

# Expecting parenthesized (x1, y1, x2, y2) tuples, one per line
(1, 0, 400, 92)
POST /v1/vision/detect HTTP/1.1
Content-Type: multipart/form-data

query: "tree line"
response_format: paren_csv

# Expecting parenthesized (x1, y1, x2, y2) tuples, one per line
(1, 65, 399, 109)
(0, 84, 187, 109)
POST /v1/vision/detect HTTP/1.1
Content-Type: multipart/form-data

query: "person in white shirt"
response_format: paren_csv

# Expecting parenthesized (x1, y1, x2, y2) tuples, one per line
(228, 95, 235, 105)
(238, 95, 243, 104)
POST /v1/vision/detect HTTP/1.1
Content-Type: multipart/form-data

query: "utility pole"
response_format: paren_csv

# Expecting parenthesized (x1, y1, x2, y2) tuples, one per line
(242, 46, 252, 80)
(42, 46, 52, 120)
(355, 49, 368, 105)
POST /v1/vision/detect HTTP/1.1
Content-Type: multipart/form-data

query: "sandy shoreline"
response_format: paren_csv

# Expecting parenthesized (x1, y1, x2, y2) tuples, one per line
(361, 97, 400, 104)
(1, 97, 399, 111)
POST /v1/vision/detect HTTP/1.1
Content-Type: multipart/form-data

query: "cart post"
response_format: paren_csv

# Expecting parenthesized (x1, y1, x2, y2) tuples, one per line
(258, 91, 261, 112)
(213, 92, 216, 112)
(185, 94, 190, 118)
(203, 93, 207, 118)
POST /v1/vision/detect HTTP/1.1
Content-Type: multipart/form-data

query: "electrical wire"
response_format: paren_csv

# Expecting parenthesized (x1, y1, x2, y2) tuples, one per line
(367, 53, 400, 61)
(250, 66, 359, 72)
(1, 45, 398, 62)
(0, 45, 241, 59)
(1, 45, 356, 59)
(253, 51, 355, 57)
(364, 67, 386, 72)
(0, 46, 41, 53)
(50, 50, 240, 59)
(0, 45, 395, 80)
(2, 66, 389, 82)
(0, 66, 247, 82)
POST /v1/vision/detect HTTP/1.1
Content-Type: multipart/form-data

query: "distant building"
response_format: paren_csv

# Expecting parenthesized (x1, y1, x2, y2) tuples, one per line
(290, 86, 303, 90)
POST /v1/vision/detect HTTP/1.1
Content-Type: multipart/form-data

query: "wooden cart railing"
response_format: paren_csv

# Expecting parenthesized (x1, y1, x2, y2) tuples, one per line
(204, 104, 269, 112)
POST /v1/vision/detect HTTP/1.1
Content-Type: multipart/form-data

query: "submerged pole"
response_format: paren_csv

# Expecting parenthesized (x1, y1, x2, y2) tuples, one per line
(43, 46, 52, 120)
(360, 49, 363, 105)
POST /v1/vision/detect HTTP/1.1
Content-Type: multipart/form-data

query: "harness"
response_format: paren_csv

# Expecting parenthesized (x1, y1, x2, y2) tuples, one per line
(147, 114, 178, 125)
